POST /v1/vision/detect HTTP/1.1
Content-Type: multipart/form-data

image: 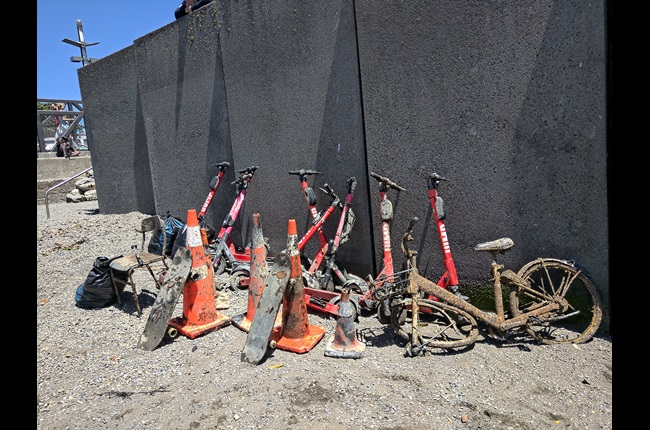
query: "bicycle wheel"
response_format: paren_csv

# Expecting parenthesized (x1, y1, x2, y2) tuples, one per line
(513, 258, 602, 345)
(390, 297, 478, 352)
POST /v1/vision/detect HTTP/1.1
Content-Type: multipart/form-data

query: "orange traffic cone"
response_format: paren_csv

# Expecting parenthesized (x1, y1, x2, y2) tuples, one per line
(269, 219, 325, 353)
(169, 209, 231, 339)
(324, 289, 365, 358)
(232, 213, 282, 332)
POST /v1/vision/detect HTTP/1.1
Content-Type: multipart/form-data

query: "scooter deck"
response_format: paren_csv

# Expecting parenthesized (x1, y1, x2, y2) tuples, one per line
(241, 253, 291, 364)
(137, 247, 192, 351)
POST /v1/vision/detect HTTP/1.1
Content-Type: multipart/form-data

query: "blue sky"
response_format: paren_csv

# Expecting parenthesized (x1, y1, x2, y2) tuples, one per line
(37, 1, 182, 101)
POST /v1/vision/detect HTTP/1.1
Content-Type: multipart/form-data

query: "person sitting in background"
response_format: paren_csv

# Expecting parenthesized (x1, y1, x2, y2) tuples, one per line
(52, 102, 80, 158)
(174, 0, 214, 20)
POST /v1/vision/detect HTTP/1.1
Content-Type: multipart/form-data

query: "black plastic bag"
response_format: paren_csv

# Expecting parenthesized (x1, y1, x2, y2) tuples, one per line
(148, 214, 185, 256)
(75, 256, 128, 309)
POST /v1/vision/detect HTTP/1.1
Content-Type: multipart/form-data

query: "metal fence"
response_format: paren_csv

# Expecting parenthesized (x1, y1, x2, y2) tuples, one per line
(36, 99, 87, 153)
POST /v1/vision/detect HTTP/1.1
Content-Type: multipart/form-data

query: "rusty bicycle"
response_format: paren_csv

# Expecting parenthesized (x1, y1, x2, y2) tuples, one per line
(369, 173, 603, 356)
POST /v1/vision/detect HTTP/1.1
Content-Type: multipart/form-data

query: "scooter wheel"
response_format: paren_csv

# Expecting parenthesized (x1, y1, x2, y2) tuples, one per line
(229, 267, 250, 290)
(214, 257, 227, 275)
(165, 326, 178, 339)
(377, 299, 392, 324)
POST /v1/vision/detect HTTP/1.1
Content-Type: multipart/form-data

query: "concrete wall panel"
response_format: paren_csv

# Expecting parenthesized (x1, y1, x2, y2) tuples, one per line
(134, 11, 235, 230)
(213, 0, 371, 276)
(78, 46, 155, 215)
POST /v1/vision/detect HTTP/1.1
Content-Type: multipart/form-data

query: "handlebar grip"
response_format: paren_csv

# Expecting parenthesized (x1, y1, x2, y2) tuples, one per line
(319, 184, 336, 197)
(211, 161, 230, 170)
(347, 176, 357, 193)
(407, 216, 419, 231)
(428, 172, 448, 182)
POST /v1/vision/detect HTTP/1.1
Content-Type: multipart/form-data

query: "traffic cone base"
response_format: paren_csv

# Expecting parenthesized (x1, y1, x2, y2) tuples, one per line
(324, 334, 366, 358)
(270, 324, 326, 353)
(169, 313, 231, 339)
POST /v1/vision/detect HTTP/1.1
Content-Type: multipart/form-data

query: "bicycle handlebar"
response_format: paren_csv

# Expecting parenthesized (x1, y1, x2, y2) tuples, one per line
(401, 216, 419, 258)
(370, 171, 406, 191)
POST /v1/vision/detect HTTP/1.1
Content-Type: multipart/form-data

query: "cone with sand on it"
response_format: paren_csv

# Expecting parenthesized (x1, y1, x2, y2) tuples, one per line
(232, 213, 281, 332)
(269, 219, 325, 353)
(169, 209, 231, 339)
(324, 289, 366, 358)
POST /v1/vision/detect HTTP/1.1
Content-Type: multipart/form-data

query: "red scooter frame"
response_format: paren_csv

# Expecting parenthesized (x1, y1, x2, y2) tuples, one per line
(424, 172, 466, 299)
(208, 166, 258, 285)
(367, 172, 406, 323)
(198, 162, 230, 220)
(289, 169, 367, 292)
(301, 173, 404, 319)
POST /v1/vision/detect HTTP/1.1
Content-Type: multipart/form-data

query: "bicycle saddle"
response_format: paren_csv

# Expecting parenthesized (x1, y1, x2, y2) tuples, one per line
(474, 237, 514, 253)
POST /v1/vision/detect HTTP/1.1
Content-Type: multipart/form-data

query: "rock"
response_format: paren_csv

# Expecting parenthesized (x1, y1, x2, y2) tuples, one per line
(75, 177, 96, 192)
(66, 188, 85, 203)
(65, 171, 97, 203)
(84, 189, 97, 201)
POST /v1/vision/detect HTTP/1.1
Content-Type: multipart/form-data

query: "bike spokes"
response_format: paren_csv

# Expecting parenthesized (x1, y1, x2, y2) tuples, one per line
(514, 259, 602, 344)
(391, 297, 478, 354)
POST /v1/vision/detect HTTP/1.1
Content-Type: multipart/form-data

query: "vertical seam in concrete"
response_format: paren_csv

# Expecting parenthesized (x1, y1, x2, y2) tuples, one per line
(351, 0, 377, 275)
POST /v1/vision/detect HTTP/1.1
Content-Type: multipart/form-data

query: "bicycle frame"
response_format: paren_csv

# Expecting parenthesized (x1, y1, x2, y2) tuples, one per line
(381, 172, 602, 353)
(416, 242, 564, 333)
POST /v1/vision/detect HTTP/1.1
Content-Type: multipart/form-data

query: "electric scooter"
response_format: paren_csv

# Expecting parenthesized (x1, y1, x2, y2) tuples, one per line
(208, 166, 259, 289)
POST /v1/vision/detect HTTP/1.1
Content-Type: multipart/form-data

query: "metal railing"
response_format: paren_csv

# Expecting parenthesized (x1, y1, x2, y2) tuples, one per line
(45, 166, 94, 219)
(36, 99, 85, 153)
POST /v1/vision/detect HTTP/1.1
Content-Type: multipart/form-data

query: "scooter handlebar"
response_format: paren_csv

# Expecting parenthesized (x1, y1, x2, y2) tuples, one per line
(369, 171, 406, 191)
(211, 161, 230, 171)
(289, 169, 321, 177)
